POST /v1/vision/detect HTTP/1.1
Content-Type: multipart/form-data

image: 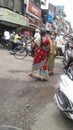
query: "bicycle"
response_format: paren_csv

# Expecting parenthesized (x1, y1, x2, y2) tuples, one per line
(13, 40, 33, 60)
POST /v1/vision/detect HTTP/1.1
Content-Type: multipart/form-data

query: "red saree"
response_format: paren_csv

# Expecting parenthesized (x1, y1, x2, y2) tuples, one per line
(31, 38, 50, 80)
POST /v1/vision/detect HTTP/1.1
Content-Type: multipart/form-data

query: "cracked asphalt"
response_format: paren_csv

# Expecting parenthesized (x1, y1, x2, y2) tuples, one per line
(0, 49, 73, 130)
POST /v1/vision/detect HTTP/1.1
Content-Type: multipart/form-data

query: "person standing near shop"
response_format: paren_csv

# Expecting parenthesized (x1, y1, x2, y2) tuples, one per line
(9, 30, 15, 50)
(34, 29, 41, 40)
(4, 29, 10, 45)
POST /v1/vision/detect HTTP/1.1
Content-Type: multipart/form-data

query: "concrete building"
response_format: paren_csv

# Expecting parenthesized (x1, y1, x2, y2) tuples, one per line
(0, 0, 46, 36)
(0, 0, 28, 29)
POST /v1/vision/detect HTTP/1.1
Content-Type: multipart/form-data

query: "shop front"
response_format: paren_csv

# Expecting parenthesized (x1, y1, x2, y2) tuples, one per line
(0, 7, 28, 29)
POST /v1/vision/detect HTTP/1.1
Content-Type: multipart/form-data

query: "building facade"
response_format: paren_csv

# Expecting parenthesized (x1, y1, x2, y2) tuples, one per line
(0, 0, 46, 36)
(0, 0, 22, 14)
(0, 0, 28, 31)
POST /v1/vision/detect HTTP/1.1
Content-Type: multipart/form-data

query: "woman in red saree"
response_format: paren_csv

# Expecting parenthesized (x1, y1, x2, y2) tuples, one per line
(29, 31, 50, 80)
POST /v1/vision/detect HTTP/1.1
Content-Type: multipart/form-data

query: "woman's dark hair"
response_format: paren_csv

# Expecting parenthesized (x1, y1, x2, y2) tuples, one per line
(40, 30, 46, 37)
(40, 31, 46, 47)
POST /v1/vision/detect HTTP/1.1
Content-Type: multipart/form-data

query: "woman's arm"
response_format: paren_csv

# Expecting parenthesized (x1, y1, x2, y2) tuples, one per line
(32, 38, 41, 48)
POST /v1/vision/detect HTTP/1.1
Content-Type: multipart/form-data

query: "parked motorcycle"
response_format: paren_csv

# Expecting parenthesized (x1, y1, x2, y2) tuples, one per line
(56, 35, 73, 57)
(54, 65, 73, 120)
(63, 40, 73, 72)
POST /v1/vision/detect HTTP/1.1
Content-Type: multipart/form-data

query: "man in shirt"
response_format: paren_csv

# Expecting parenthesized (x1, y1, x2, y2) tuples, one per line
(31, 28, 41, 56)
(4, 29, 10, 45)
(34, 28, 41, 46)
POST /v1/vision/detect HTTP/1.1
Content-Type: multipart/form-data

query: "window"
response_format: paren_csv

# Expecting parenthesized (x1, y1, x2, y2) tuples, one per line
(4, 0, 8, 6)
(8, 0, 14, 10)
(14, 0, 22, 14)
(0, 0, 4, 6)
(0, 0, 14, 10)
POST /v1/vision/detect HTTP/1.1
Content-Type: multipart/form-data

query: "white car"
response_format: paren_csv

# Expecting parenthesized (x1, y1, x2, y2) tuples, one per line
(54, 73, 73, 120)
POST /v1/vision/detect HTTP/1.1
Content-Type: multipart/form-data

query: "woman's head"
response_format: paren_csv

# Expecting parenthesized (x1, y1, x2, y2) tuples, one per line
(40, 31, 46, 42)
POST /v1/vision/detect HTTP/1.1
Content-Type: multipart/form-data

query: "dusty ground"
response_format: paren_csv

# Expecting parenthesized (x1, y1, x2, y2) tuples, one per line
(0, 49, 73, 130)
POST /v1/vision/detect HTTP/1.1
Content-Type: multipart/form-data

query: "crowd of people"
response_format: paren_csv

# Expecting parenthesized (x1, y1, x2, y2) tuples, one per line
(0, 29, 23, 50)
(0, 28, 66, 81)
(9, 30, 23, 50)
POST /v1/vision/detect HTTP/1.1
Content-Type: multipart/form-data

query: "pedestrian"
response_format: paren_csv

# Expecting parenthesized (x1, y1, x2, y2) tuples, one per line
(13, 30, 22, 49)
(47, 31, 56, 75)
(34, 28, 41, 41)
(9, 30, 15, 42)
(31, 28, 41, 56)
(9, 30, 15, 50)
(4, 29, 10, 45)
(55, 32, 65, 55)
(28, 30, 50, 81)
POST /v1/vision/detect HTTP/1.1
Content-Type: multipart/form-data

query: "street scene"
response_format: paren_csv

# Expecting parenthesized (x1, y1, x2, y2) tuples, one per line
(0, 49, 73, 130)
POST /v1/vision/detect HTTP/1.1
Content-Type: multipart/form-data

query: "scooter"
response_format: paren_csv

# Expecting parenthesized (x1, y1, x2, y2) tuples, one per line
(63, 41, 73, 71)
(56, 46, 65, 56)
(54, 66, 73, 120)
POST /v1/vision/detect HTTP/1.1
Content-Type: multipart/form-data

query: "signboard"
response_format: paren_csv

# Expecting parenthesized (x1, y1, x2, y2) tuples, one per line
(55, 6, 64, 16)
(47, 14, 53, 23)
(0, 7, 28, 26)
(29, 18, 38, 26)
(26, 0, 41, 19)
(27, 17, 45, 30)
(49, 3, 55, 12)
(46, 22, 52, 31)
(48, 3, 55, 21)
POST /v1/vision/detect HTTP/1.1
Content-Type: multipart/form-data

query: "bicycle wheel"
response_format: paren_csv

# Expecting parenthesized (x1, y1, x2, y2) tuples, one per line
(25, 43, 32, 56)
(14, 46, 27, 60)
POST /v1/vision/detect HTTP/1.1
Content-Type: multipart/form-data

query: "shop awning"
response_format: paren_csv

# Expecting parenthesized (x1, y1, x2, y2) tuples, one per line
(0, 7, 28, 27)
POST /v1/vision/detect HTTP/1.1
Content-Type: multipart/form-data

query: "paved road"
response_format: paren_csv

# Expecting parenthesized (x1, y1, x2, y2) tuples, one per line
(0, 49, 73, 130)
